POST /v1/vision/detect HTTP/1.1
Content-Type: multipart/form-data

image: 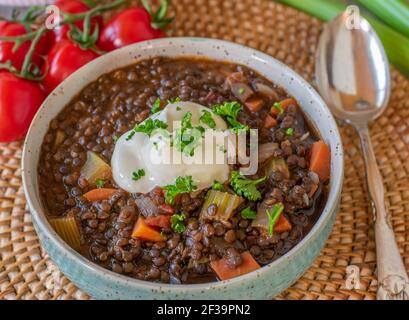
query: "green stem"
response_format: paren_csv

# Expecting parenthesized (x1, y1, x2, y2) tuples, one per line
(20, 26, 47, 78)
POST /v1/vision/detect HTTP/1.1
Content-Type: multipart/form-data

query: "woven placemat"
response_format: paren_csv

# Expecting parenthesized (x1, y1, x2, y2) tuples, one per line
(1, 0, 409, 300)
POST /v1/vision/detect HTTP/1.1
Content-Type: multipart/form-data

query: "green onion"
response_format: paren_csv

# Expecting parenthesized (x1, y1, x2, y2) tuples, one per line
(277, 0, 409, 78)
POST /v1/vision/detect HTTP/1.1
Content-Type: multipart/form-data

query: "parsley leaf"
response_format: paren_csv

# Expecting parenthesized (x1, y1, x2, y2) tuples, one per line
(286, 128, 294, 136)
(266, 203, 284, 237)
(200, 110, 216, 128)
(212, 101, 249, 134)
(113, 135, 119, 142)
(241, 207, 257, 219)
(167, 97, 181, 104)
(171, 213, 186, 234)
(173, 112, 203, 156)
(230, 171, 266, 201)
(272, 102, 285, 114)
(96, 179, 105, 188)
(151, 98, 161, 114)
(212, 180, 223, 191)
(163, 176, 197, 205)
(127, 118, 168, 140)
(132, 169, 145, 181)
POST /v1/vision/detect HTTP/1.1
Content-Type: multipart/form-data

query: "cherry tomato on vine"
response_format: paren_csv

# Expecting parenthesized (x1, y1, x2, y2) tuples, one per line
(98, 0, 173, 51)
(43, 39, 99, 93)
(0, 21, 52, 71)
(0, 71, 46, 142)
(53, 0, 103, 42)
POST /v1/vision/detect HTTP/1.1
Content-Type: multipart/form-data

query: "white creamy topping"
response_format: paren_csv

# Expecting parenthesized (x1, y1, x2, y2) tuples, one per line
(111, 101, 230, 193)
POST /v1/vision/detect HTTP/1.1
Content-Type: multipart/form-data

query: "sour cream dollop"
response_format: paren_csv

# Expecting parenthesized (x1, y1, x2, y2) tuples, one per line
(111, 102, 230, 193)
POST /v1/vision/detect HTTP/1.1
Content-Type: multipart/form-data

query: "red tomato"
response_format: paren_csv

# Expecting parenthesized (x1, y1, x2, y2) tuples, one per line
(145, 215, 171, 229)
(0, 22, 52, 71)
(53, 0, 103, 42)
(43, 40, 99, 93)
(0, 71, 46, 142)
(98, 8, 166, 51)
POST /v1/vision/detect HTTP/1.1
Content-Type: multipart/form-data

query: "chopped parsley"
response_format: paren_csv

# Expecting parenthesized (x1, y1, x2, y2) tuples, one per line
(272, 102, 285, 114)
(163, 175, 197, 205)
(113, 135, 119, 142)
(171, 213, 186, 234)
(167, 97, 181, 104)
(132, 169, 145, 181)
(266, 203, 284, 237)
(286, 127, 294, 136)
(126, 118, 168, 140)
(241, 207, 257, 220)
(230, 171, 266, 201)
(96, 179, 105, 188)
(212, 101, 249, 134)
(173, 112, 203, 156)
(200, 110, 216, 129)
(238, 87, 245, 95)
(151, 98, 161, 114)
(212, 180, 223, 191)
(176, 106, 182, 111)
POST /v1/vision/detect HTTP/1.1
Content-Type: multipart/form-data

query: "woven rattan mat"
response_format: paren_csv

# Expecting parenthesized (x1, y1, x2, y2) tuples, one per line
(1, 0, 409, 300)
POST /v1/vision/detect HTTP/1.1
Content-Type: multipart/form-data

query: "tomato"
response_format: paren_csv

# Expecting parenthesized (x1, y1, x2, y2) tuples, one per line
(98, 8, 166, 51)
(0, 22, 52, 71)
(53, 0, 103, 42)
(0, 71, 46, 142)
(43, 39, 99, 93)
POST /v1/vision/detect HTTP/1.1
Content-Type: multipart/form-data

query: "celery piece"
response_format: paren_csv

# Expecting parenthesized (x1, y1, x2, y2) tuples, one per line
(49, 215, 81, 251)
(200, 190, 245, 221)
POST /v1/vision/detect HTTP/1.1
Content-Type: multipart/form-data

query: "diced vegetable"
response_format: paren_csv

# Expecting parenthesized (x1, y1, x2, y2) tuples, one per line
(83, 188, 117, 202)
(132, 217, 165, 242)
(210, 251, 260, 280)
(80, 151, 112, 187)
(49, 214, 81, 251)
(308, 183, 319, 198)
(309, 140, 331, 181)
(263, 115, 277, 129)
(258, 142, 279, 163)
(270, 98, 297, 116)
(266, 204, 284, 236)
(54, 130, 66, 149)
(274, 214, 292, 233)
(158, 203, 174, 214)
(253, 81, 280, 100)
(252, 201, 291, 234)
(225, 72, 254, 103)
(265, 157, 290, 179)
(244, 96, 264, 113)
(145, 215, 171, 229)
(200, 190, 245, 222)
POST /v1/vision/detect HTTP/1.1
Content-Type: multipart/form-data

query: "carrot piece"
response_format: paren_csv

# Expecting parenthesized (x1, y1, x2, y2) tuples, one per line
(145, 215, 171, 229)
(309, 140, 331, 181)
(83, 188, 117, 202)
(270, 97, 297, 116)
(263, 115, 278, 129)
(274, 214, 292, 233)
(210, 251, 260, 281)
(244, 96, 264, 112)
(132, 217, 165, 242)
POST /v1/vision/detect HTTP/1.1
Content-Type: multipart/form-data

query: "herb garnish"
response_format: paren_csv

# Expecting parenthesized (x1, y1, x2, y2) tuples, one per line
(212, 180, 223, 191)
(230, 171, 266, 201)
(173, 112, 204, 156)
(266, 203, 284, 237)
(113, 135, 119, 142)
(272, 102, 285, 114)
(171, 213, 186, 234)
(212, 101, 249, 134)
(200, 110, 216, 129)
(126, 118, 168, 140)
(96, 179, 105, 188)
(163, 175, 197, 205)
(238, 88, 245, 95)
(167, 97, 181, 104)
(132, 169, 145, 181)
(151, 98, 161, 114)
(241, 207, 257, 219)
(286, 128, 294, 136)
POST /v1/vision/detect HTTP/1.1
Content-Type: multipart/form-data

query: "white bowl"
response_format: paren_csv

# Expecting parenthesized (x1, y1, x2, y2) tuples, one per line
(22, 37, 344, 299)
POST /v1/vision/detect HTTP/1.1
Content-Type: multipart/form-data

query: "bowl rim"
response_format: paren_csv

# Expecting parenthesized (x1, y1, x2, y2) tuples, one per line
(22, 37, 344, 292)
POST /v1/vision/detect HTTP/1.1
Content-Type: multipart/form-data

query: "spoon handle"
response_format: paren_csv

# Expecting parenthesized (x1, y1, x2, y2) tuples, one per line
(357, 124, 409, 300)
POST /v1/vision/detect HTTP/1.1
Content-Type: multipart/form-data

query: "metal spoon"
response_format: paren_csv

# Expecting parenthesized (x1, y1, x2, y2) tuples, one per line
(315, 11, 409, 300)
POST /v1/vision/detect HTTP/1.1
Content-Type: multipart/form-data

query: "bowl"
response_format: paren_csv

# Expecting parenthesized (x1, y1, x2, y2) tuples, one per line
(22, 37, 344, 300)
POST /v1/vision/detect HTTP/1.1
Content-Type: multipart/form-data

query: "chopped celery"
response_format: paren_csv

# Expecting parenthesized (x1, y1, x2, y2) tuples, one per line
(80, 151, 112, 187)
(200, 190, 244, 221)
(265, 157, 290, 179)
(49, 215, 81, 251)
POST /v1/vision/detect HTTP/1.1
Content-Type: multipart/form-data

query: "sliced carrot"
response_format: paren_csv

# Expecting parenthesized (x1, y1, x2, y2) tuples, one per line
(263, 114, 278, 129)
(210, 251, 260, 281)
(309, 140, 331, 181)
(83, 188, 117, 202)
(274, 214, 292, 233)
(270, 97, 297, 116)
(145, 215, 171, 229)
(244, 96, 264, 112)
(132, 217, 165, 242)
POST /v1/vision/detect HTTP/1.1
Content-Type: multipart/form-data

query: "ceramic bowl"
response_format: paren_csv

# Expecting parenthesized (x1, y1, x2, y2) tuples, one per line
(22, 37, 344, 300)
